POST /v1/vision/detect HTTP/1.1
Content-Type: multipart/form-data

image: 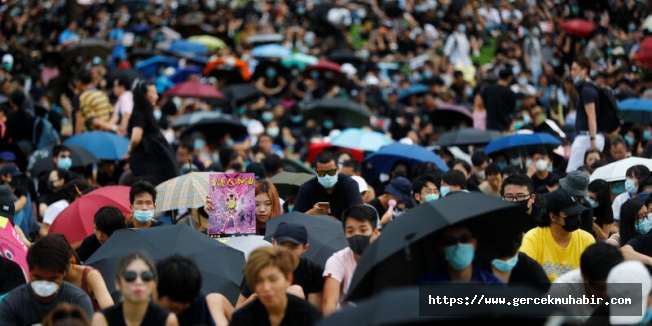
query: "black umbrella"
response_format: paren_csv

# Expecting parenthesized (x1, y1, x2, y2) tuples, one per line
(303, 98, 371, 128)
(220, 84, 263, 104)
(319, 286, 563, 326)
(27, 145, 98, 177)
(105, 69, 144, 88)
(268, 171, 315, 200)
(180, 116, 248, 143)
(63, 39, 112, 63)
(346, 192, 523, 302)
(85, 225, 245, 305)
(436, 129, 504, 147)
(264, 212, 348, 268)
(328, 50, 362, 65)
(208, 68, 248, 85)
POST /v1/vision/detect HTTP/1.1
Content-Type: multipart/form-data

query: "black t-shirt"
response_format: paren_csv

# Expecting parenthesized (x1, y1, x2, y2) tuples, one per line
(480, 84, 516, 131)
(626, 232, 652, 257)
(177, 295, 215, 326)
(367, 198, 387, 217)
(293, 174, 363, 220)
(101, 301, 170, 326)
(6, 109, 33, 143)
(230, 294, 322, 326)
(531, 172, 558, 191)
(575, 83, 600, 132)
(76, 234, 102, 263)
(508, 252, 551, 295)
(240, 257, 324, 299)
(127, 219, 166, 228)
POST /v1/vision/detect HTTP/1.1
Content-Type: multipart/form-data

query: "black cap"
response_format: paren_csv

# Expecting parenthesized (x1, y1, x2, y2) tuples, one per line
(0, 196, 15, 223)
(273, 222, 308, 245)
(545, 189, 588, 215)
(246, 162, 267, 180)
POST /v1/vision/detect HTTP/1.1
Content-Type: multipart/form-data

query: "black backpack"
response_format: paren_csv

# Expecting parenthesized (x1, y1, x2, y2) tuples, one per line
(581, 82, 621, 134)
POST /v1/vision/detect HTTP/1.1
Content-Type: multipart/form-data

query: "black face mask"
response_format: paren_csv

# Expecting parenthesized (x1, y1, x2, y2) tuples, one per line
(561, 214, 581, 232)
(516, 199, 531, 213)
(348, 234, 372, 255)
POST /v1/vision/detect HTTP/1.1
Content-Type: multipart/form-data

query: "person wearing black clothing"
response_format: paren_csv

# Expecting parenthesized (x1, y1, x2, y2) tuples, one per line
(7, 90, 33, 153)
(77, 206, 126, 263)
(293, 151, 363, 220)
(501, 173, 545, 233)
(230, 247, 322, 326)
(478, 67, 516, 132)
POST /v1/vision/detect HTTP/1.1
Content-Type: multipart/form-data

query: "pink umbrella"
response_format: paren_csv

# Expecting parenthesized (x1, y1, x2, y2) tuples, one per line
(0, 217, 29, 282)
(428, 103, 474, 128)
(164, 81, 225, 99)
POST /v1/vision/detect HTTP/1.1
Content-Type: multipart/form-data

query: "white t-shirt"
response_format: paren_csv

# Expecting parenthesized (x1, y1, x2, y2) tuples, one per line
(478, 7, 501, 25)
(323, 247, 357, 309)
(114, 91, 134, 116)
(612, 192, 631, 223)
(43, 199, 70, 225)
(548, 269, 599, 323)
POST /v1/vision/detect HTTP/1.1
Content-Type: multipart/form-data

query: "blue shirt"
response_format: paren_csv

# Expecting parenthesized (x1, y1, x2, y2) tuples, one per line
(59, 29, 79, 45)
(108, 28, 127, 61)
(418, 266, 505, 285)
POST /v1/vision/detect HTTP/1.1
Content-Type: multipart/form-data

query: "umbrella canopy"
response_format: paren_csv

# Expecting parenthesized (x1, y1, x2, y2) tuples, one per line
(590, 157, 652, 182)
(428, 103, 473, 128)
(169, 66, 203, 84)
(636, 37, 652, 69)
(179, 116, 248, 144)
(303, 98, 371, 128)
(282, 158, 316, 175)
(220, 84, 263, 104)
(49, 186, 131, 245)
(281, 53, 319, 71)
(264, 212, 348, 268)
(155, 172, 214, 213)
(328, 50, 363, 65)
(330, 128, 394, 152)
(302, 61, 342, 77)
(346, 192, 523, 302)
(217, 235, 272, 261)
(63, 132, 130, 160)
(0, 217, 29, 283)
(363, 142, 449, 175)
(188, 35, 227, 51)
(171, 111, 224, 128)
(618, 98, 652, 124)
(85, 225, 245, 304)
(168, 40, 209, 56)
(164, 81, 225, 99)
(63, 39, 111, 63)
(560, 19, 595, 38)
(203, 57, 251, 82)
(322, 286, 562, 326)
(252, 44, 292, 58)
(436, 128, 503, 147)
(245, 33, 284, 45)
(398, 84, 430, 101)
(105, 69, 144, 88)
(150, 26, 181, 42)
(484, 133, 562, 156)
(269, 171, 315, 200)
(27, 145, 97, 177)
(135, 56, 179, 79)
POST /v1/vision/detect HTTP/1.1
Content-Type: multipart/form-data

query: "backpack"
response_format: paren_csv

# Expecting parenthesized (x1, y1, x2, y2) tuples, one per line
(581, 82, 621, 135)
(32, 113, 60, 150)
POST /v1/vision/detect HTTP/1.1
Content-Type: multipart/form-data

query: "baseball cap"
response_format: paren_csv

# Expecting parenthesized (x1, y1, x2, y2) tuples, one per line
(0, 164, 23, 176)
(607, 260, 652, 325)
(385, 177, 412, 204)
(0, 151, 16, 161)
(351, 176, 369, 194)
(559, 171, 590, 197)
(245, 162, 267, 180)
(545, 188, 588, 215)
(0, 196, 15, 223)
(273, 222, 308, 245)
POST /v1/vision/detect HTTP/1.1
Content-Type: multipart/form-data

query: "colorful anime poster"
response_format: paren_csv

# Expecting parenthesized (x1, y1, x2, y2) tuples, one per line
(208, 173, 256, 238)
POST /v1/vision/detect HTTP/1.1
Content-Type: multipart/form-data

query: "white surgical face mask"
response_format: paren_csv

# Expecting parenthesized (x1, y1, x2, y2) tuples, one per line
(31, 281, 60, 297)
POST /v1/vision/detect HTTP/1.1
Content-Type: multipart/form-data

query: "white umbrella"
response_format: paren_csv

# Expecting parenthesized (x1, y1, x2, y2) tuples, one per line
(642, 15, 652, 31)
(590, 157, 652, 182)
(217, 235, 272, 260)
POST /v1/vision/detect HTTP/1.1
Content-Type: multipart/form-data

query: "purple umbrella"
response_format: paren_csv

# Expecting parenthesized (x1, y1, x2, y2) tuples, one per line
(428, 103, 473, 128)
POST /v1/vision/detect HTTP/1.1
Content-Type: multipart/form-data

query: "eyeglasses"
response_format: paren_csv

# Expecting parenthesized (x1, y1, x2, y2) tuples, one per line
(502, 193, 532, 201)
(315, 169, 337, 177)
(439, 233, 473, 247)
(122, 270, 155, 283)
(59, 155, 71, 159)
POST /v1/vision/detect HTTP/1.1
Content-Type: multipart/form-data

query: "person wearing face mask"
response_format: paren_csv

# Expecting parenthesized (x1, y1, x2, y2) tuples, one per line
(127, 181, 165, 228)
(39, 180, 87, 238)
(479, 164, 503, 198)
(412, 174, 441, 205)
(322, 205, 380, 316)
(418, 223, 503, 284)
(559, 171, 595, 234)
(525, 147, 558, 191)
(442, 22, 472, 66)
(501, 173, 545, 233)
(38, 168, 70, 220)
(293, 151, 363, 220)
(548, 242, 624, 324)
(611, 165, 650, 224)
(520, 189, 596, 282)
(0, 235, 94, 325)
(468, 152, 489, 188)
(255, 67, 287, 98)
(607, 199, 649, 248)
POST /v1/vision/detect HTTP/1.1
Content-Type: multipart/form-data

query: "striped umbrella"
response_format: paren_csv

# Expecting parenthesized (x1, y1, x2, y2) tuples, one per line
(155, 172, 214, 213)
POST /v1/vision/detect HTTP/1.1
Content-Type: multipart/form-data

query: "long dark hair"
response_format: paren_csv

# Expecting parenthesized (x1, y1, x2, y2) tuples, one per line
(588, 180, 614, 227)
(132, 81, 158, 128)
(620, 199, 646, 245)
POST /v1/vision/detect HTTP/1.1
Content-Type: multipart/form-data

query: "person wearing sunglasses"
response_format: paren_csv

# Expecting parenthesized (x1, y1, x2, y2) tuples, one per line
(92, 251, 178, 326)
(293, 151, 363, 220)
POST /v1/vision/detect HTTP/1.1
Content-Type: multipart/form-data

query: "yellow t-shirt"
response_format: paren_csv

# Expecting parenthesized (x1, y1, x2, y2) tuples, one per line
(519, 227, 595, 282)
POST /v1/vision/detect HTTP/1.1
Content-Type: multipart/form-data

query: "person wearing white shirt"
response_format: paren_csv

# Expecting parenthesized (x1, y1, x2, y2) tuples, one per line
(110, 77, 133, 133)
(478, 2, 501, 32)
(327, 1, 351, 27)
(443, 23, 472, 66)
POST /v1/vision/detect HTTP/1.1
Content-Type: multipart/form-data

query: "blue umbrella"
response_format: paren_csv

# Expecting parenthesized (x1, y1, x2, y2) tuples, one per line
(398, 84, 429, 101)
(252, 44, 292, 58)
(63, 131, 130, 160)
(135, 56, 178, 79)
(330, 128, 394, 152)
(618, 98, 652, 123)
(169, 66, 203, 84)
(363, 142, 449, 175)
(169, 40, 209, 56)
(484, 133, 562, 155)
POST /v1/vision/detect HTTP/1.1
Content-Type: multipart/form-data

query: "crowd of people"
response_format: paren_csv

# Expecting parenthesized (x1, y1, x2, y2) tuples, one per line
(3, 0, 652, 324)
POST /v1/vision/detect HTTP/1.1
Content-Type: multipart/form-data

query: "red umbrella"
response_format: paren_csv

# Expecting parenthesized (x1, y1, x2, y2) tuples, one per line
(560, 19, 595, 38)
(164, 81, 225, 99)
(49, 186, 131, 245)
(302, 61, 342, 78)
(634, 37, 652, 68)
(307, 142, 363, 163)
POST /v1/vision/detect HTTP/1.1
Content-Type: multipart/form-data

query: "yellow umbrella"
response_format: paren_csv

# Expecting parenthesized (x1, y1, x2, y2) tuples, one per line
(188, 35, 227, 51)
